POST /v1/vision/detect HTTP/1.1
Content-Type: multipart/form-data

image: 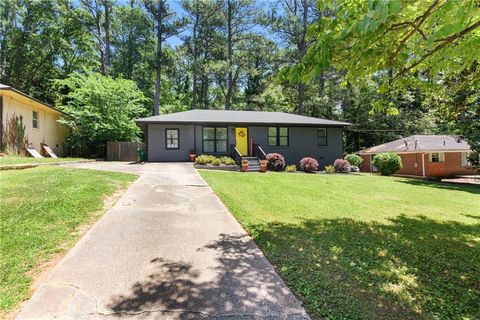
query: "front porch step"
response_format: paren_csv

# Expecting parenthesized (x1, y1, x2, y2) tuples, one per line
(241, 156, 262, 172)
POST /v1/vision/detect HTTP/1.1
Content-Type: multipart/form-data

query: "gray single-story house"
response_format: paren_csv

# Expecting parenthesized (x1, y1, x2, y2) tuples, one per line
(136, 109, 351, 167)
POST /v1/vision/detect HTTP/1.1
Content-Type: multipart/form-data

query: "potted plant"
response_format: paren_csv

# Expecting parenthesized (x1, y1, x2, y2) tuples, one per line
(260, 160, 268, 173)
(241, 159, 249, 172)
(188, 149, 196, 162)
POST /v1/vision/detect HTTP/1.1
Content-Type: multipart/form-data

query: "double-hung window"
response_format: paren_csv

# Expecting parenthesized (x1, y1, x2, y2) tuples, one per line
(317, 128, 327, 146)
(429, 152, 445, 163)
(203, 127, 227, 153)
(461, 152, 471, 167)
(165, 129, 179, 149)
(32, 111, 39, 129)
(268, 127, 288, 146)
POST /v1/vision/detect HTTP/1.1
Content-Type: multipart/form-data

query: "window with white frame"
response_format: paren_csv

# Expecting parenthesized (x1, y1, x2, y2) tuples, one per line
(32, 111, 39, 129)
(165, 129, 179, 149)
(429, 152, 445, 163)
(461, 152, 471, 167)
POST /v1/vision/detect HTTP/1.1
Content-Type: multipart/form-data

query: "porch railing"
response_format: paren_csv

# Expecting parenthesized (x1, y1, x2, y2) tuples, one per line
(257, 145, 267, 161)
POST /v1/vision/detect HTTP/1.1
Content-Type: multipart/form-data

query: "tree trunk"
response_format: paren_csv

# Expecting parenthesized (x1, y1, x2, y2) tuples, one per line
(202, 74, 209, 109)
(191, 9, 199, 110)
(153, 2, 163, 116)
(296, 0, 310, 115)
(103, 0, 111, 74)
(94, 1, 105, 74)
(225, 0, 233, 110)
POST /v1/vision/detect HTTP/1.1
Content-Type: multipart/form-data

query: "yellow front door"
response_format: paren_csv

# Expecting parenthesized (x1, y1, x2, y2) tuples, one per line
(235, 127, 248, 156)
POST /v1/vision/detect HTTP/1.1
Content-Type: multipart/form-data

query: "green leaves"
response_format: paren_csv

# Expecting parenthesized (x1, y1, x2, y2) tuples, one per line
(53, 72, 148, 152)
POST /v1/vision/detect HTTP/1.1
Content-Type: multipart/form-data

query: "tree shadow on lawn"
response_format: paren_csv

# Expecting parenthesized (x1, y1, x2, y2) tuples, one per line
(394, 178, 480, 195)
(108, 233, 308, 319)
(250, 215, 480, 320)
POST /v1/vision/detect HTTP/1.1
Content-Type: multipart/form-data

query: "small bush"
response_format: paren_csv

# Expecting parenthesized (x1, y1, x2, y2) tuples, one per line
(334, 159, 350, 173)
(266, 153, 286, 171)
(241, 159, 249, 165)
(325, 165, 335, 174)
(345, 154, 363, 167)
(220, 156, 236, 166)
(286, 164, 297, 173)
(211, 158, 221, 166)
(195, 155, 213, 165)
(300, 157, 319, 173)
(372, 152, 402, 176)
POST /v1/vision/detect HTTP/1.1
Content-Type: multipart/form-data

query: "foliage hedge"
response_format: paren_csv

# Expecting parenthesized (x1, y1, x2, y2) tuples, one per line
(195, 155, 236, 166)
(300, 157, 319, 173)
(266, 153, 286, 171)
(345, 154, 363, 166)
(334, 159, 350, 173)
(372, 152, 403, 176)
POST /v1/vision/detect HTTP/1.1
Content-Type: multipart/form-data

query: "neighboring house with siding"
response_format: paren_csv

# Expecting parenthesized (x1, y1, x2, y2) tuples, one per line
(357, 135, 475, 178)
(136, 109, 351, 167)
(0, 84, 69, 156)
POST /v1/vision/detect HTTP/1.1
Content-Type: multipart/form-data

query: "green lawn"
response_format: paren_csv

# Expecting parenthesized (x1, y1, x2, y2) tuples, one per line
(0, 166, 136, 315)
(199, 171, 480, 320)
(0, 155, 87, 166)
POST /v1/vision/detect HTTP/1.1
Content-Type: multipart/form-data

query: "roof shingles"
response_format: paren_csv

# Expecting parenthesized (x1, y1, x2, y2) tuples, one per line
(136, 109, 351, 126)
(358, 135, 472, 154)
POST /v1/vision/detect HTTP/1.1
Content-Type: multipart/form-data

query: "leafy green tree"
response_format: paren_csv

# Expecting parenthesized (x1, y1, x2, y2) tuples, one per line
(294, 0, 479, 152)
(144, 0, 187, 115)
(53, 72, 148, 155)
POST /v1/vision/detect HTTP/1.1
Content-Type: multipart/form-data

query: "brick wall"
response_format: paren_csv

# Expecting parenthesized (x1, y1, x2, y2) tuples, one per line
(425, 152, 475, 177)
(359, 155, 371, 172)
(397, 153, 424, 176)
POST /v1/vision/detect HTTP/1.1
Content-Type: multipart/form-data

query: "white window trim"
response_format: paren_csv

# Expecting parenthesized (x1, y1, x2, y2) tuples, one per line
(429, 152, 444, 163)
(461, 152, 471, 167)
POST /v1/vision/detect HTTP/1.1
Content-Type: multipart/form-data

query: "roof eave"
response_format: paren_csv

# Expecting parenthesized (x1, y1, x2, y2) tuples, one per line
(135, 120, 352, 127)
(1, 86, 67, 116)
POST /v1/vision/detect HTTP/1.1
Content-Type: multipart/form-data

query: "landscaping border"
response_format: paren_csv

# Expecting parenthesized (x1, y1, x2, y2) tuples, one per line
(0, 159, 95, 171)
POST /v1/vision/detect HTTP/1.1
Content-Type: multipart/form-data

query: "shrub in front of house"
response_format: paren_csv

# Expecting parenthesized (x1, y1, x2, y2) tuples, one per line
(345, 154, 363, 167)
(266, 153, 286, 171)
(220, 156, 236, 165)
(195, 155, 213, 165)
(300, 157, 319, 173)
(196, 155, 236, 166)
(333, 159, 350, 173)
(372, 152, 403, 176)
(286, 164, 297, 173)
(325, 165, 335, 173)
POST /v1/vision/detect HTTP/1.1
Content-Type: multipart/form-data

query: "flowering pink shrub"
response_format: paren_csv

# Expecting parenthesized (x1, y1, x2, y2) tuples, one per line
(266, 153, 286, 171)
(300, 157, 319, 173)
(333, 159, 350, 173)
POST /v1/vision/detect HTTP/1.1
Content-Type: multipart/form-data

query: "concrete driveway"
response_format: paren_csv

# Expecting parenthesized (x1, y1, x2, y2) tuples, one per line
(17, 162, 309, 319)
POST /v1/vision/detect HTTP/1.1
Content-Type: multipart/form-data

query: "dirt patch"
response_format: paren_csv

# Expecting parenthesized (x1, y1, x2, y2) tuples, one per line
(5, 187, 130, 320)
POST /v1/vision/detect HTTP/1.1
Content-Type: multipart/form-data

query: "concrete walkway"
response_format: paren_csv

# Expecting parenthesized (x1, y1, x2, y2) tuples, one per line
(17, 162, 309, 319)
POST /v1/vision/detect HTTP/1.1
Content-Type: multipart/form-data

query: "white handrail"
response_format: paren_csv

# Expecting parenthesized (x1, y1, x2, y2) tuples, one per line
(234, 147, 242, 158)
(258, 145, 267, 159)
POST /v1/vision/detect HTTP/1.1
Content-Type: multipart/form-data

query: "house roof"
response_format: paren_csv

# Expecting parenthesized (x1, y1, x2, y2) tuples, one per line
(136, 109, 351, 127)
(358, 135, 472, 154)
(0, 83, 66, 115)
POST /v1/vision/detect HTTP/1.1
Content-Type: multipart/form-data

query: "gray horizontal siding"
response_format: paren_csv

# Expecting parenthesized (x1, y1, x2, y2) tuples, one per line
(147, 123, 343, 166)
(147, 124, 194, 161)
(249, 126, 343, 167)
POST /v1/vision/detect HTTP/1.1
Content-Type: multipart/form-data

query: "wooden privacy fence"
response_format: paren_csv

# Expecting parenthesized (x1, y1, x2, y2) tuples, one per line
(106, 141, 144, 161)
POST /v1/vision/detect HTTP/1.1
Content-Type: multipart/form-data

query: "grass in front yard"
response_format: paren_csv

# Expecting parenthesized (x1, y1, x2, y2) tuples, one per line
(0, 155, 87, 166)
(0, 166, 136, 314)
(199, 171, 480, 320)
